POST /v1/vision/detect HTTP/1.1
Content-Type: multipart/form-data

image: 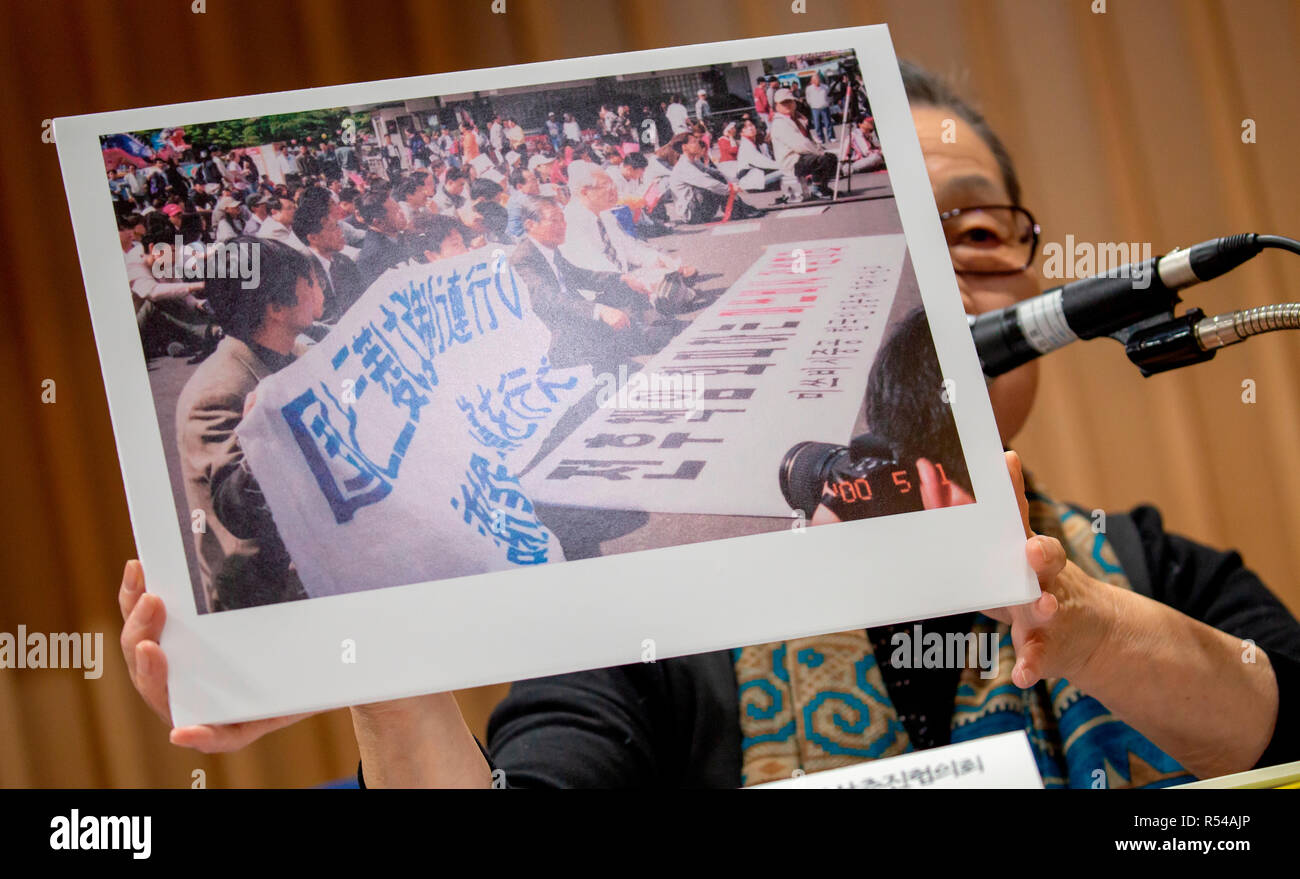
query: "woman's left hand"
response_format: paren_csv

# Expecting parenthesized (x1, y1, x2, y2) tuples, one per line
(983, 451, 1119, 689)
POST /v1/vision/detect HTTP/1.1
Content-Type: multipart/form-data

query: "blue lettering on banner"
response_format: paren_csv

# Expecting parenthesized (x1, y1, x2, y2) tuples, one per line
(281, 385, 414, 524)
(450, 453, 551, 565)
(457, 358, 578, 453)
(278, 258, 568, 565)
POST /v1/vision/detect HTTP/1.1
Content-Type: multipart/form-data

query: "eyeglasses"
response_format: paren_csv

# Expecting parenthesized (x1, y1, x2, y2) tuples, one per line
(938, 204, 1040, 275)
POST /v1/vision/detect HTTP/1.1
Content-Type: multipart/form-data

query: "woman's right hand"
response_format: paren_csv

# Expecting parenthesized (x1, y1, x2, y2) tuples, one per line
(119, 559, 317, 753)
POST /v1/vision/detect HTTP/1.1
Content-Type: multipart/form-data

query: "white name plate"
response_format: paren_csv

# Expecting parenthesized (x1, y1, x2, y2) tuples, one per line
(753, 731, 1044, 789)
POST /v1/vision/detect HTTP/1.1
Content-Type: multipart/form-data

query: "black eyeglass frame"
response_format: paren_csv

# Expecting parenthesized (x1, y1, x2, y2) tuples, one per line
(938, 204, 1042, 276)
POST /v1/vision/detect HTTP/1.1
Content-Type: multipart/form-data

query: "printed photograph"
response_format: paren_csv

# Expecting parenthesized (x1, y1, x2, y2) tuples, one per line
(102, 48, 983, 613)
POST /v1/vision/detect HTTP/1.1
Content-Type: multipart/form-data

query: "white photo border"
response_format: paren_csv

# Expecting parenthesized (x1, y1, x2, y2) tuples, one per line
(55, 24, 1039, 726)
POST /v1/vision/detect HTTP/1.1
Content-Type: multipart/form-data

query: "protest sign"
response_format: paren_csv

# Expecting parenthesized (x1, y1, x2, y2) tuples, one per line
(526, 235, 905, 515)
(238, 251, 593, 597)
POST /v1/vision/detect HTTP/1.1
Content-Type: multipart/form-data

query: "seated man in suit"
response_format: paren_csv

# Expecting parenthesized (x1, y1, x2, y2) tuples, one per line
(255, 195, 311, 254)
(293, 189, 366, 326)
(354, 188, 409, 290)
(175, 237, 325, 612)
(509, 197, 661, 374)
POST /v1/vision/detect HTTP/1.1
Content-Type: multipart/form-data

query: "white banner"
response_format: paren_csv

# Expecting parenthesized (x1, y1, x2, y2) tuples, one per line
(237, 248, 592, 597)
(523, 234, 906, 516)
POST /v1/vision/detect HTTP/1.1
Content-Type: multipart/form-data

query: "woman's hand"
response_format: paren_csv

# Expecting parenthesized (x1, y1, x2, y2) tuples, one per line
(119, 560, 317, 753)
(983, 451, 1117, 689)
(986, 452, 1281, 778)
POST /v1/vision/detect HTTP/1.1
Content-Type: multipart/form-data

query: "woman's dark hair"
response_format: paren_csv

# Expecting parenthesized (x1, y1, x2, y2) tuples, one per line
(203, 237, 320, 342)
(899, 59, 1022, 206)
(864, 306, 971, 496)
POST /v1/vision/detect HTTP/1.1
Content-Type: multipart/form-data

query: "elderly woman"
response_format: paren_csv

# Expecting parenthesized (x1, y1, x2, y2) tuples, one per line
(118, 62, 1300, 788)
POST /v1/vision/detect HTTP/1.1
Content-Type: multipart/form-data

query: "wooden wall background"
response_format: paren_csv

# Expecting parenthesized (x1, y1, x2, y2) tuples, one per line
(1, 0, 1296, 787)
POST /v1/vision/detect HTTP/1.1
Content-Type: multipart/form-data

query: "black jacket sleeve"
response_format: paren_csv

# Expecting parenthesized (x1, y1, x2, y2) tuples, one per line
(485, 652, 741, 789)
(1130, 504, 1300, 767)
(483, 665, 664, 788)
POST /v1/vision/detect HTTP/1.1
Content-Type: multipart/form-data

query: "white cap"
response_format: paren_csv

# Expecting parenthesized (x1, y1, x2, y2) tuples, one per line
(504, 150, 521, 165)
(470, 154, 493, 173)
(480, 169, 506, 184)
(697, 89, 707, 95)
(527, 154, 555, 172)
(773, 88, 795, 104)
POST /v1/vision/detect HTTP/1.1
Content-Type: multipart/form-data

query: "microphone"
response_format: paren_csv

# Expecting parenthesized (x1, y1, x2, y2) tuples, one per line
(969, 234, 1268, 376)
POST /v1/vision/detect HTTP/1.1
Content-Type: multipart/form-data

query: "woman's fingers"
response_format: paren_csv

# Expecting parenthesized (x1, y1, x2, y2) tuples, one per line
(120, 591, 165, 686)
(916, 457, 944, 511)
(1027, 535, 1067, 588)
(118, 559, 144, 623)
(1004, 451, 1033, 539)
(170, 712, 318, 754)
(1012, 637, 1048, 688)
(133, 639, 173, 724)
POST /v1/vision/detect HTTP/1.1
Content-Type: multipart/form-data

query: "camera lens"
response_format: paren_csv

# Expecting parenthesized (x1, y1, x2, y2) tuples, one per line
(778, 441, 845, 518)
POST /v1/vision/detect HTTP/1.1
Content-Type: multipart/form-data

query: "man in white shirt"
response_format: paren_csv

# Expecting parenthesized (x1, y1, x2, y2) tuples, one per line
(256, 196, 311, 254)
(770, 88, 838, 199)
(561, 166, 695, 313)
(665, 95, 691, 135)
(804, 72, 834, 144)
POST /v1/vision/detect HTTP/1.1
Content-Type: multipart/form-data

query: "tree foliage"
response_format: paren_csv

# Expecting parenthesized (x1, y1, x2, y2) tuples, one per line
(125, 108, 371, 153)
